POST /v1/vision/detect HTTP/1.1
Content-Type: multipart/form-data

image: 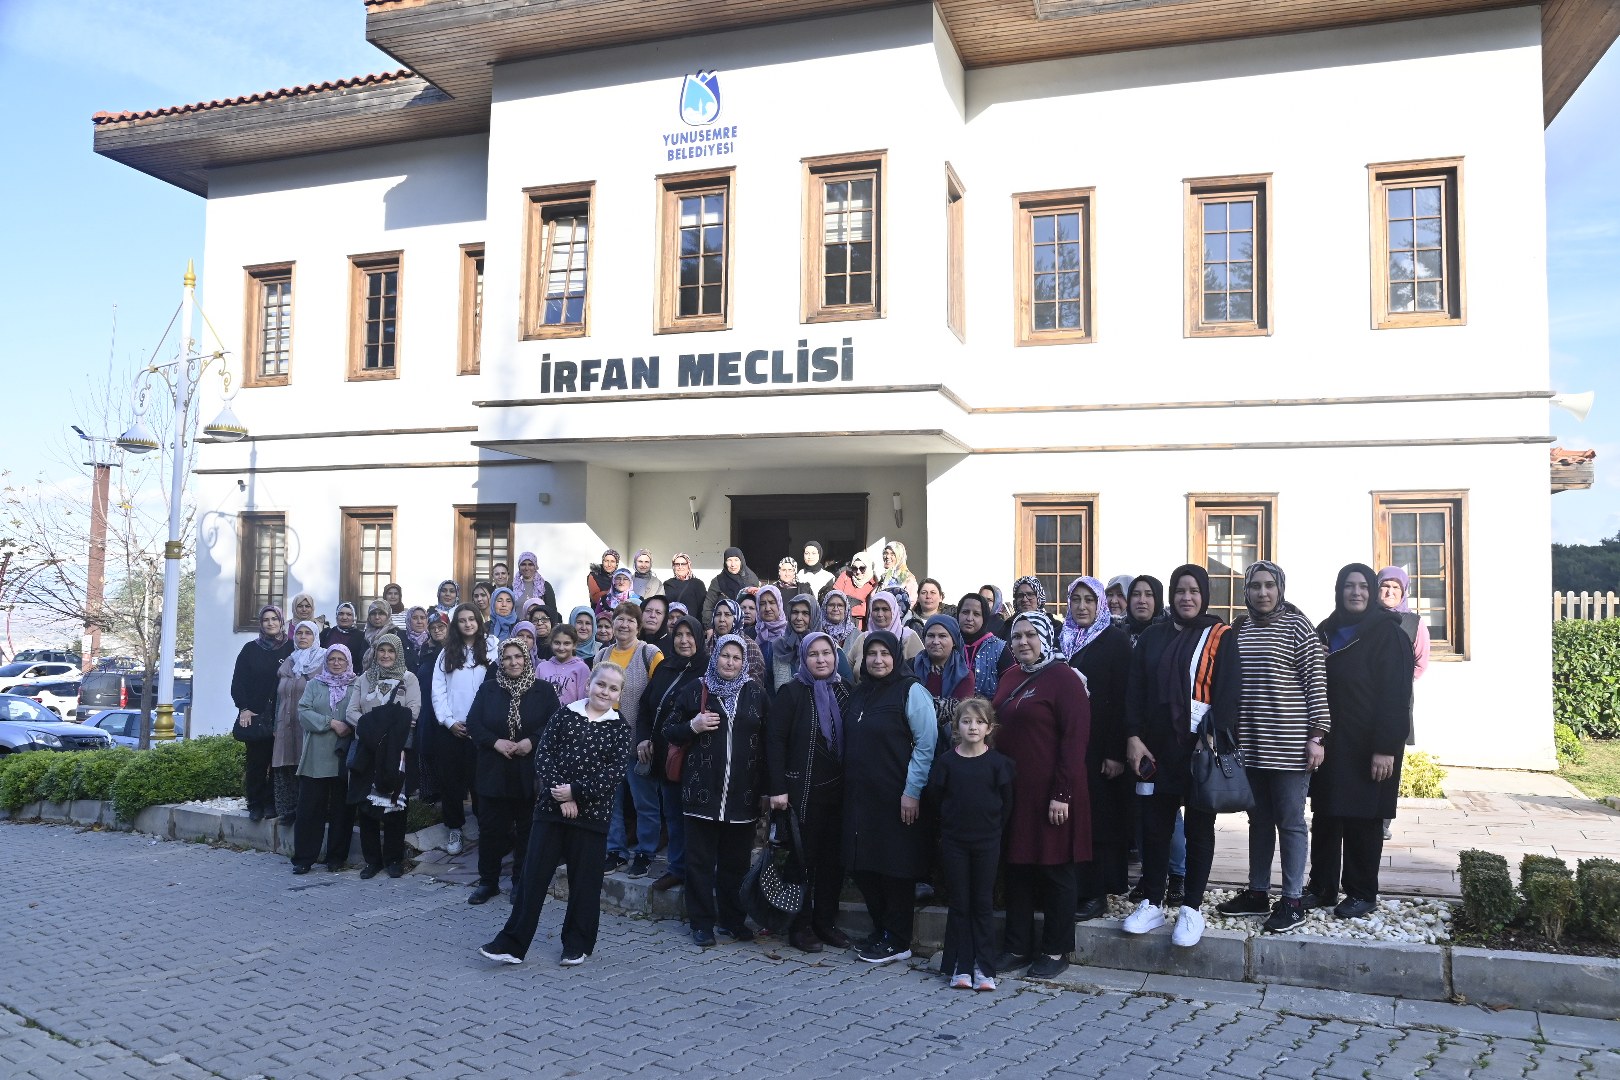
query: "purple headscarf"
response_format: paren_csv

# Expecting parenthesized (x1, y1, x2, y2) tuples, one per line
(794, 631, 844, 755)
(514, 551, 546, 608)
(754, 584, 790, 651)
(1058, 576, 1111, 659)
(312, 644, 357, 709)
(1376, 566, 1412, 613)
(512, 620, 539, 666)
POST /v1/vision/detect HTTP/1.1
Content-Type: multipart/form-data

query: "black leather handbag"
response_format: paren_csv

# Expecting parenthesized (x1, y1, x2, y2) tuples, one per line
(1188, 717, 1254, 814)
(231, 698, 276, 743)
(740, 808, 808, 933)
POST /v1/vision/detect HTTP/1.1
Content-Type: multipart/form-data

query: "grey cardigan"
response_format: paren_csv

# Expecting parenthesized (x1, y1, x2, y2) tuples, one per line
(296, 680, 355, 779)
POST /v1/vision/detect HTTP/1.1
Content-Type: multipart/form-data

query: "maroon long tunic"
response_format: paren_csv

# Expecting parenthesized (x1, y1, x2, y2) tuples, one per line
(991, 660, 1092, 865)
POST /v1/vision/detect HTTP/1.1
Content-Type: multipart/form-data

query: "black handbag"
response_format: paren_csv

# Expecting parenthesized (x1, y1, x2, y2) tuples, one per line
(231, 699, 276, 743)
(1188, 717, 1254, 814)
(739, 808, 808, 933)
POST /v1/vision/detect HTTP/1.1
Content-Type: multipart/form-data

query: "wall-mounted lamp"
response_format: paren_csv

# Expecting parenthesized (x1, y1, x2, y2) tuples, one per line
(237, 479, 246, 492)
(538, 492, 552, 505)
(892, 492, 904, 530)
(689, 495, 701, 531)
(1552, 391, 1595, 422)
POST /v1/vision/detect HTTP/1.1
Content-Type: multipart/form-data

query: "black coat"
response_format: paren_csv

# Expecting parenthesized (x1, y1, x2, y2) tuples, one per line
(1124, 620, 1241, 795)
(702, 567, 759, 624)
(1312, 610, 1413, 820)
(321, 625, 369, 670)
(1070, 623, 1135, 842)
(465, 678, 560, 799)
(664, 679, 769, 824)
(766, 678, 850, 824)
(643, 655, 705, 782)
(662, 576, 707, 618)
(230, 640, 292, 720)
(843, 676, 932, 879)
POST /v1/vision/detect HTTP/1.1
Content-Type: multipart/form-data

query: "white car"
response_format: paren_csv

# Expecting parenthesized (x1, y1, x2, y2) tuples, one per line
(10, 680, 81, 719)
(0, 661, 80, 693)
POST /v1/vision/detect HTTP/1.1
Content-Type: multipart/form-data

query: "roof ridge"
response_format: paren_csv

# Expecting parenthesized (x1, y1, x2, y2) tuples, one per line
(92, 69, 415, 125)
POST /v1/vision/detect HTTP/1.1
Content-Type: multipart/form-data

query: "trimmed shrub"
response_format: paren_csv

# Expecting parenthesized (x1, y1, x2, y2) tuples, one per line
(1459, 848, 1516, 934)
(0, 752, 56, 811)
(75, 747, 136, 802)
(110, 736, 245, 822)
(1576, 857, 1620, 944)
(1398, 751, 1447, 799)
(38, 754, 83, 803)
(405, 799, 442, 833)
(1520, 854, 1576, 944)
(1552, 619, 1620, 739)
(1553, 722, 1586, 765)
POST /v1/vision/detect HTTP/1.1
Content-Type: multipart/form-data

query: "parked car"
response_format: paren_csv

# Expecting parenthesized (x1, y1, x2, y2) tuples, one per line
(77, 672, 192, 720)
(9, 680, 81, 719)
(0, 661, 80, 693)
(84, 708, 188, 747)
(0, 694, 113, 753)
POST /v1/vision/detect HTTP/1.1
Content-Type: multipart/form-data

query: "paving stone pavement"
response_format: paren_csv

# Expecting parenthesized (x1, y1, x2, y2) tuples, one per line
(2, 824, 1615, 1080)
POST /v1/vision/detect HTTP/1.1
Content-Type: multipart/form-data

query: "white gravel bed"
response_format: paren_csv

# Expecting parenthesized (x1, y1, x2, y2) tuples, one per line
(1104, 890, 1454, 945)
(172, 796, 248, 812)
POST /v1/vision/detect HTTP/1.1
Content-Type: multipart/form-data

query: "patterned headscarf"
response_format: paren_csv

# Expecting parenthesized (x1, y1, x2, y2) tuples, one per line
(820, 589, 857, 645)
(403, 606, 430, 652)
(494, 637, 537, 740)
(1010, 611, 1057, 673)
(313, 644, 357, 709)
(1011, 575, 1048, 613)
(434, 579, 461, 616)
(289, 621, 328, 677)
(754, 584, 790, 651)
(704, 634, 752, 719)
(362, 633, 408, 692)
(866, 590, 916, 649)
(514, 551, 546, 608)
(1059, 576, 1111, 659)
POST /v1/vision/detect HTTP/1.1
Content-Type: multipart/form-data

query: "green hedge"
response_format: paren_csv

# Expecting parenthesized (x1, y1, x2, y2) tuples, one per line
(1552, 619, 1620, 739)
(1398, 751, 1446, 799)
(0, 738, 244, 820)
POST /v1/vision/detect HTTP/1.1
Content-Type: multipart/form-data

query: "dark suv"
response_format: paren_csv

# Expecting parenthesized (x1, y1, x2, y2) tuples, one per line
(77, 672, 192, 721)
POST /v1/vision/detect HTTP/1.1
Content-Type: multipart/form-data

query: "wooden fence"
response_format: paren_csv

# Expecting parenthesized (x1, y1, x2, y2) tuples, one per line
(1551, 591, 1620, 621)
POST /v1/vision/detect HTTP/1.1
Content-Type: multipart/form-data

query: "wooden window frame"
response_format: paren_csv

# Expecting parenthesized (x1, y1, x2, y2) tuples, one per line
(1184, 174, 1271, 338)
(242, 262, 294, 388)
(235, 512, 287, 632)
(1373, 490, 1469, 659)
(521, 183, 595, 341)
(453, 504, 516, 596)
(801, 150, 887, 324)
(655, 167, 735, 335)
(1369, 157, 1466, 329)
(946, 164, 966, 342)
(1187, 494, 1278, 626)
(1013, 187, 1097, 347)
(347, 251, 403, 381)
(457, 243, 485, 374)
(340, 507, 397, 610)
(1014, 494, 1098, 621)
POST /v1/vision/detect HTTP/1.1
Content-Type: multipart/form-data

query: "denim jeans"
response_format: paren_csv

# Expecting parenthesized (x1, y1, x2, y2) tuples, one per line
(606, 764, 663, 858)
(1245, 767, 1313, 899)
(660, 780, 686, 876)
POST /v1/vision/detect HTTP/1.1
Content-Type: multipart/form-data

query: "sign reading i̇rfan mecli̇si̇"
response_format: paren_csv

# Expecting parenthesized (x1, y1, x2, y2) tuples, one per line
(662, 70, 738, 161)
(538, 340, 856, 395)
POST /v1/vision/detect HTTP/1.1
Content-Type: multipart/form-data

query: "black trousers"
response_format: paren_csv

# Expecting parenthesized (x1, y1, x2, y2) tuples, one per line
(1140, 788, 1216, 908)
(292, 776, 353, 868)
(477, 793, 534, 889)
(789, 799, 846, 936)
(684, 817, 754, 933)
(852, 870, 915, 947)
(244, 739, 275, 814)
(358, 808, 406, 868)
(493, 817, 607, 960)
(1004, 863, 1077, 959)
(940, 836, 998, 977)
(439, 734, 476, 829)
(1084, 773, 1134, 900)
(1308, 814, 1385, 902)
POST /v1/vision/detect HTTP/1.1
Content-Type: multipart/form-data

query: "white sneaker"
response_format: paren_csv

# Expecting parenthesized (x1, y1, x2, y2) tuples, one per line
(1122, 899, 1165, 935)
(446, 829, 463, 856)
(1171, 906, 1205, 947)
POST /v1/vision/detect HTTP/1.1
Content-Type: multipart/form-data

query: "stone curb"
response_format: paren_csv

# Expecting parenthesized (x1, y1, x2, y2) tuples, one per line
(8, 803, 1619, 1021)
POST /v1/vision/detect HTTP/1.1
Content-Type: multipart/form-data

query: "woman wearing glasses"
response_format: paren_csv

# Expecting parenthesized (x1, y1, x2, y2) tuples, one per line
(831, 556, 876, 629)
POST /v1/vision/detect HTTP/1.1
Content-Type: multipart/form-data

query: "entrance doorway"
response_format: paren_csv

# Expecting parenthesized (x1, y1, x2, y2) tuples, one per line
(729, 493, 869, 579)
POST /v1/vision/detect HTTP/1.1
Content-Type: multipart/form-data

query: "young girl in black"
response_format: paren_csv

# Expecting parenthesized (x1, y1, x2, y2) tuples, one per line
(926, 697, 1016, 991)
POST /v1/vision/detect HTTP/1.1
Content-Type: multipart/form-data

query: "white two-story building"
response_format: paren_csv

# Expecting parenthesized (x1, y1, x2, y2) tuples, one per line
(94, 0, 1618, 768)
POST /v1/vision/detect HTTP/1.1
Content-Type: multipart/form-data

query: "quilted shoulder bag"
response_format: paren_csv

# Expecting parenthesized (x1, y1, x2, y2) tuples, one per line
(1188, 716, 1254, 814)
(740, 806, 808, 933)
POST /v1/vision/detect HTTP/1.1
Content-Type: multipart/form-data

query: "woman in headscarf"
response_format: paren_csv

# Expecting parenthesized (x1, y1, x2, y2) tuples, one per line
(291, 643, 357, 873)
(820, 590, 858, 652)
(529, 607, 557, 663)
(433, 579, 461, 620)
(320, 602, 368, 669)
(702, 547, 759, 624)
(643, 614, 709, 893)
(1104, 575, 1135, 626)
(597, 568, 639, 620)
(488, 587, 519, 643)
(383, 584, 407, 630)
(767, 631, 853, 953)
(978, 584, 1009, 639)
(569, 606, 599, 667)
(842, 630, 938, 964)
(465, 638, 560, 903)
(433, 603, 492, 858)
(797, 540, 834, 598)
(708, 598, 767, 688)
(1010, 576, 1048, 620)
(630, 548, 660, 599)
(1062, 577, 1135, 921)
(233, 605, 293, 822)
(753, 585, 791, 666)
(831, 554, 876, 628)
(289, 592, 327, 633)
(587, 549, 620, 612)
(364, 599, 394, 656)
(990, 611, 1091, 980)
(638, 594, 671, 647)
(512, 621, 540, 667)
(344, 632, 423, 879)
(662, 553, 707, 616)
(272, 620, 327, 826)
(1374, 565, 1428, 840)
(1122, 575, 1166, 647)
(513, 550, 558, 617)
(878, 541, 919, 606)
(847, 590, 922, 673)
(1303, 565, 1414, 919)
(401, 606, 432, 670)
(957, 593, 1011, 695)
(912, 614, 975, 730)
(773, 557, 802, 594)
(664, 635, 769, 946)
(1122, 565, 1242, 950)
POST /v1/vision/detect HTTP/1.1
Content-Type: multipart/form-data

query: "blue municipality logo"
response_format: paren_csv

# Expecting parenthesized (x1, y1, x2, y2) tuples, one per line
(679, 70, 721, 126)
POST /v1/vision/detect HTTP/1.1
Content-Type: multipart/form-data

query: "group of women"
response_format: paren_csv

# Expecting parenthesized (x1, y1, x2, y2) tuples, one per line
(229, 543, 1421, 980)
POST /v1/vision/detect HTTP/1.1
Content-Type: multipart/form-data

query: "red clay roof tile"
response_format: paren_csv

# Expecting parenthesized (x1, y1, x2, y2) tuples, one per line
(92, 69, 414, 125)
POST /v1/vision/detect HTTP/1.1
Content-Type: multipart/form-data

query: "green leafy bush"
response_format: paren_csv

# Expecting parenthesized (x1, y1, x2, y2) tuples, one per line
(0, 753, 59, 811)
(1554, 722, 1587, 765)
(1552, 619, 1620, 739)
(1398, 751, 1446, 799)
(1459, 849, 1517, 934)
(1519, 854, 1576, 944)
(74, 747, 136, 801)
(1576, 857, 1620, 944)
(38, 754, 82, 803)
(405, 799, 442, 833)
(110, 736, 245, 822)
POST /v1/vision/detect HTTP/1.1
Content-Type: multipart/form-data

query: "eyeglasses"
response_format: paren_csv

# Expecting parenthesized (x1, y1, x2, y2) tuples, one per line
(851, 564, 866, 571)
(1014, 590, 1037, 600)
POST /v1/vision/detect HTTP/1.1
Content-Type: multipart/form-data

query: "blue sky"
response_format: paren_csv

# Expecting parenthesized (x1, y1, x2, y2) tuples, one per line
(1, 3, 1616, 542)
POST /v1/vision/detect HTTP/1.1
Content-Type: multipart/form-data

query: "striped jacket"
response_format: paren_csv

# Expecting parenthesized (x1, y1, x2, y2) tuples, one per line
(1235, 608, 1330, 770)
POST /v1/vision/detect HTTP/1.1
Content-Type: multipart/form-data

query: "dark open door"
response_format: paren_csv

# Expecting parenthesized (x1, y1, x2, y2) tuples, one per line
(728, 493, 869, 577)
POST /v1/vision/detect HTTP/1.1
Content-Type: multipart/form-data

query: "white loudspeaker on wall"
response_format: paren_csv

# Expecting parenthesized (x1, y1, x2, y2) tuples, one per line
(1551, 390, 1595, 422)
